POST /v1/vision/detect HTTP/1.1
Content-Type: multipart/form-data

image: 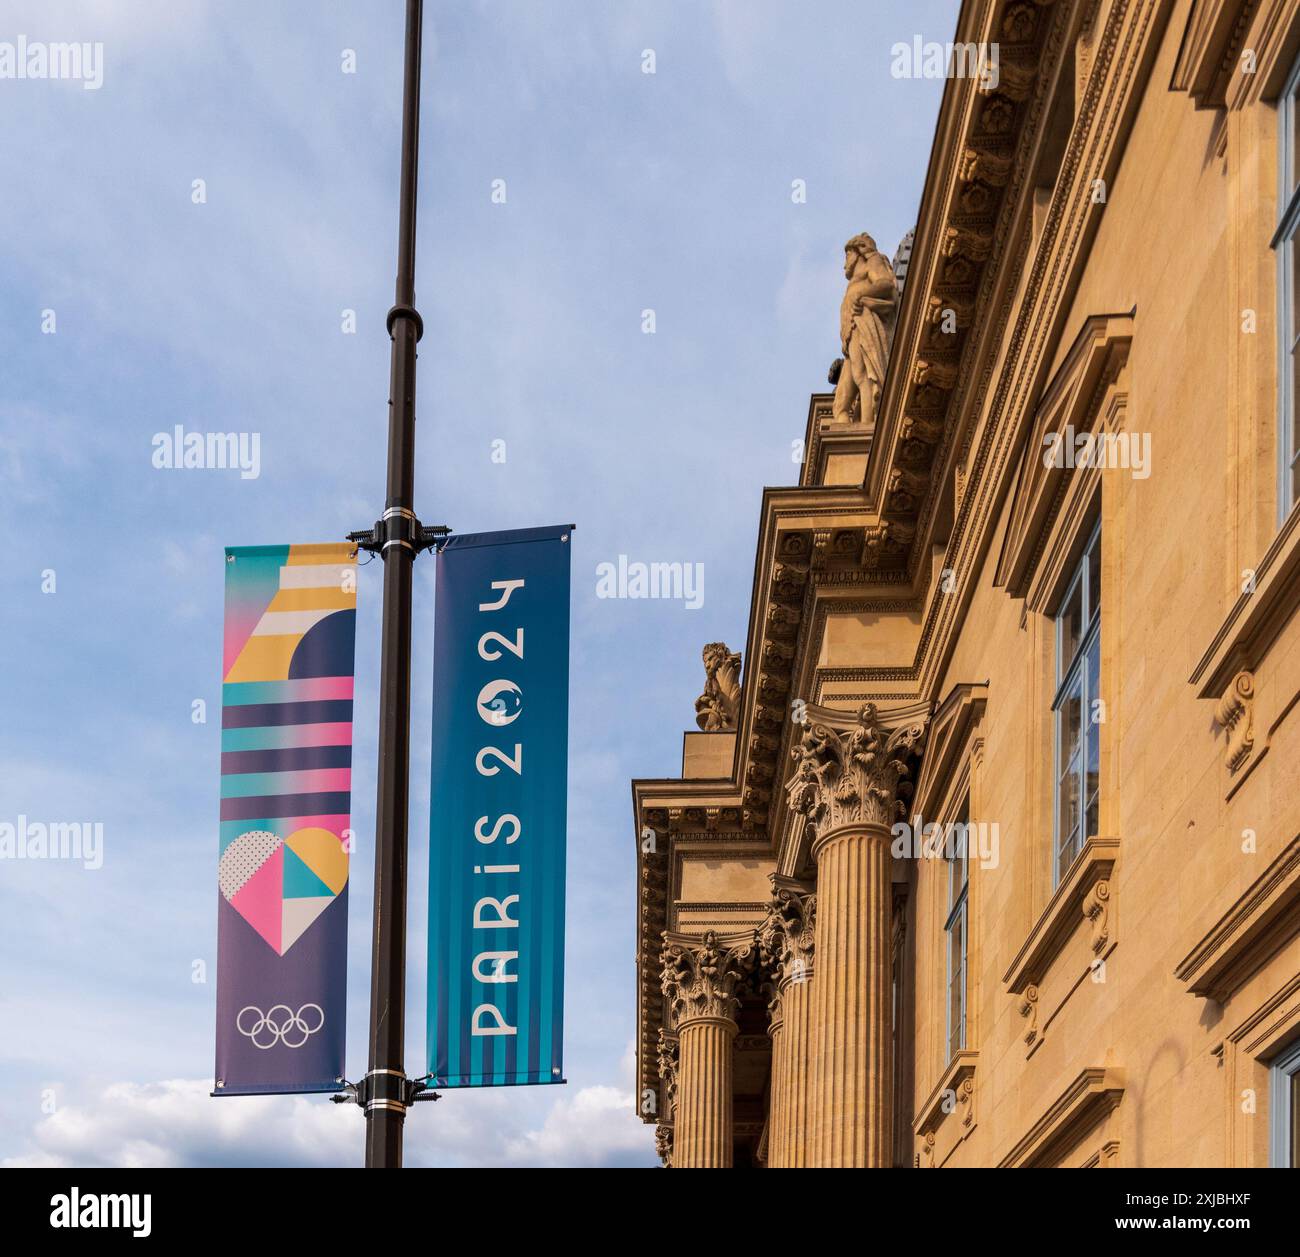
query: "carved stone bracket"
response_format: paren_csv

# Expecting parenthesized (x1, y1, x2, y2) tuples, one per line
(1083, 879, 1111, 954)
(1214, 670, 1255, 773)
(660, 930, 754, 1028)
(1019, 983, 1040, 1048)
(785, 702, 928, 844)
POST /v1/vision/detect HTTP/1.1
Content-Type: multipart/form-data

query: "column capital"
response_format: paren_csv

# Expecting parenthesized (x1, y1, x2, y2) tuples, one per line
(655, 1121, 674, 1168)
(656, 1026, 679, 1115)
(786, 702, 927, 845)
(660, 930, 752, 1028)
(758, 881, 817, 994)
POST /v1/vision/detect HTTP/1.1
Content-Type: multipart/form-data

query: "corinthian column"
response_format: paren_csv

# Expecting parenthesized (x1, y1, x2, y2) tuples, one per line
(660, 931, 750, 1168)
(786, 702, 925, 1167)
(758, 883, 816, 1168)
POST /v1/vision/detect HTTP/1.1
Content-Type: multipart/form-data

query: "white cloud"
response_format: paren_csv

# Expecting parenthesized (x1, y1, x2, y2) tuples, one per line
(502, 1083, 650, 1167)
(5, 1062, 657, 1168)
(3, 1079, 360, 1169)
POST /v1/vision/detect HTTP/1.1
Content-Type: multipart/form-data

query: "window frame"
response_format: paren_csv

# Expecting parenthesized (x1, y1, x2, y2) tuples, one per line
(943, 796, 970, 1063)
(1274, 50, 1300, 522)
(1270, 1038, 1300, 1168)
(1051, 521, 1102, 885)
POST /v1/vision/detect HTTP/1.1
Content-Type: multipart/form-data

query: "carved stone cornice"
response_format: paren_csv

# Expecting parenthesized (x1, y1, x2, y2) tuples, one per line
(914, 1048, 979, 1144)
(1170, 0, 1257, 110)
(785, 702, 928, 845)
(1176, 835, 1300, 1002)
(994, 312, 1133, 599)
(660, 930, 754, 1028)
(997, 1067, 1125, 1169)
(1003, 836, 1119, 995)
(758, 879, 817, 994)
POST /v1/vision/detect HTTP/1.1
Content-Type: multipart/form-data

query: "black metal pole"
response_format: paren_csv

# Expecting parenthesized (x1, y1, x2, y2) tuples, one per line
(364, 0, 424, 1169)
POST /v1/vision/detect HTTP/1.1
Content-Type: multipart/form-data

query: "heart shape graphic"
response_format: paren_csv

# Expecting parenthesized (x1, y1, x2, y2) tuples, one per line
(219, 827, 348, 955)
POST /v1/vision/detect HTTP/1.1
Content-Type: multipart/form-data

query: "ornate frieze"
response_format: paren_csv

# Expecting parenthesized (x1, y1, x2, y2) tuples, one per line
(660, 930, 754, 1027)
(786, 703, 927, 841)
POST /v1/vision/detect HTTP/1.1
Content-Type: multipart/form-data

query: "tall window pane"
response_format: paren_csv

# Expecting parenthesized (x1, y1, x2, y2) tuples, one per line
(1276, 52, 1300, 520)
(1053, 524, 1101, 884)
(1270, 1041, 1300, 1166)
(944, 796, 970, 1062)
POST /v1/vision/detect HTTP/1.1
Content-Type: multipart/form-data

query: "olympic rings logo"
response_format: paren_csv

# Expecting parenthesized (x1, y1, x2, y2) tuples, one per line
(236, 1004, 325, 1050)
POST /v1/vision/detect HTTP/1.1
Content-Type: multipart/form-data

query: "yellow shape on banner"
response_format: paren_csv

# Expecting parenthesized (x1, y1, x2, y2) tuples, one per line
(224, 634, 299, 683)
(286, 827, 349, 895)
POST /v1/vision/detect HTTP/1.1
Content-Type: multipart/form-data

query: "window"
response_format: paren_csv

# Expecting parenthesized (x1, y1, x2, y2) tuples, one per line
(944, 795, 969, 1062)
(1271, 1040, 1300, 1168)
(1275, 52, 1300, 520)
(1052, 523, 1101, 883)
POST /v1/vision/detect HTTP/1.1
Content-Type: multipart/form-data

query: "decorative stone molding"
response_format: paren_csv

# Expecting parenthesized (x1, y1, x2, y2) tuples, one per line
(911, 358, 959, 410)
(1004, 836, 1119, 995)
(660, 930, 753, 1028)
(695, 642, 742, 732)
(994, 312, 1132, 598)
(1082, 879, 1111, 954)
(957, 1073, 975, 1129)
(914, 1049, 979, 1156)
(785, 703, 927, 843)
(957, 145, 1014, 187)
(1176, 836, 1300, 1002)
(1000, 1, 1051, 45)
(1170, 0, 1258, 110)
(997, 1068, 1125, 1168)
(1213, 670, 1254, 773)
(1190, 502, 1300, 796)
(1004, 838, 1117, 1057)
(910, 682, 987, 821)
(1019, 984, 1040, 1047)
(920, 1130, 936, 1168)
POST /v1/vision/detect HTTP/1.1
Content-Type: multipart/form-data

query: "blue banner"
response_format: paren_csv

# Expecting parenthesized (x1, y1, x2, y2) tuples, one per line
(426, 525, 572, 1088)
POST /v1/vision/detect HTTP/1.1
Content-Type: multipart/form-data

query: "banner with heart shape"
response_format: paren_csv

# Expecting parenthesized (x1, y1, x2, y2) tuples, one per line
(219, 826, 349, 955)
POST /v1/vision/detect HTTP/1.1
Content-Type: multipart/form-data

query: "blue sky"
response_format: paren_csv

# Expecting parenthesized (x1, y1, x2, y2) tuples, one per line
(0, 0, 952, 1167)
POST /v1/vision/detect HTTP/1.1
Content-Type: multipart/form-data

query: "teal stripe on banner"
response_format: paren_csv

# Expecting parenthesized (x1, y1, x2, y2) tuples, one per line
(426, 524, 572, 1089)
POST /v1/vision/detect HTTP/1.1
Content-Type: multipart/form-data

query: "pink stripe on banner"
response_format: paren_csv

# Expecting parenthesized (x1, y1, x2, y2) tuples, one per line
(271, 767, 352, 795)
(279, 676, 355, 702)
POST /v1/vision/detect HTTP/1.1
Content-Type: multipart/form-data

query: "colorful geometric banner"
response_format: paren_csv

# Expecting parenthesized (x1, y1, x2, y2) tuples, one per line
(214, 543, 357, 1096)
(426, 525, 572, 1089)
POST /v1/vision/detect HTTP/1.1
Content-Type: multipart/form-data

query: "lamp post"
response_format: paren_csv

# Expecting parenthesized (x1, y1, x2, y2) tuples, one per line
(347, 0, 443, 1168)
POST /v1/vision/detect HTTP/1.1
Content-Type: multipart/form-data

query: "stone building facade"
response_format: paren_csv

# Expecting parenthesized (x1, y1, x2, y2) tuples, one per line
(632, 0, 1300, 1168)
